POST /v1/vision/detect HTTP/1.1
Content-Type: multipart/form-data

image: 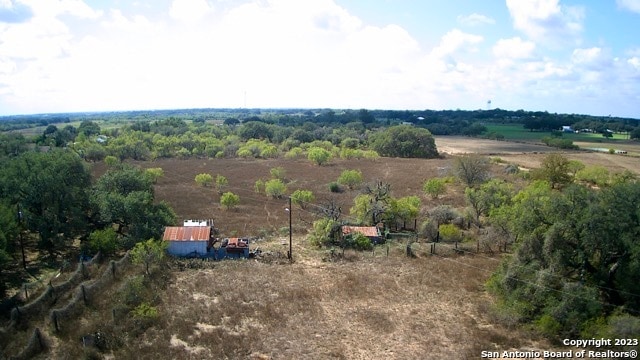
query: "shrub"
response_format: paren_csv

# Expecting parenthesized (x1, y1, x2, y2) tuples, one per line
(438, 223, 462, 242)
(86, 228, 119, 256)
(104, 155, 119, 166)
(195, 173, 213, 187)
(265, 179, 287, 198)
(215, 174, 228, 194)
(307, 147, 332, 165)
(423, 178, 447, 199)
(254, 179, 265, 193)
(337, 169, 363, 190)
(350, 233, 373, 251)
(220, 192, 240, 210)
(291, 189, 314, 208)
(270, 167, 286, 180)
(328, 182, 341, 193)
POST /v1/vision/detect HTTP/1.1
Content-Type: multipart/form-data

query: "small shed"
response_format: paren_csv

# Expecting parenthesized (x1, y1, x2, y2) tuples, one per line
(163, 226, 212, 257)
(341, 226, 383, 244)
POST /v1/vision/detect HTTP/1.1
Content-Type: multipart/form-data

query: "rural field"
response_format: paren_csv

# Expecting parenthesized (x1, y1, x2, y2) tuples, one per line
(7, 136, 639, 359)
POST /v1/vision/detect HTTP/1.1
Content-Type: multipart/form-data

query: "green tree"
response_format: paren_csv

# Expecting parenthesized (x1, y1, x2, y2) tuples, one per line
(215, 174, 228, 194)
(104, 155, 119, 166)
(454, 154, 490, 187)
(337, 169, 363, 190)
(0, 150, 91, 256)
(307, 147, 332, 165)
(264, 179, 287, 199)
(195, 173, 213, 187)
(0, 202, 18, 295)
(423, 178, 447, 199)
(438, 223, 462, 242)
(78, 120, 101, 137)
(130, 238, 168, 275)
(145, 167, 164, 184)
(532, 153, 572, 189)
(220, 192, 240, 210)
(391, 196, 421, 226)
(291, 189, 315, 209)
(575, 166, 610, 187)
(308, 218, 339, 247)
(86, 228, 119, 257)
(92, 165, 176, 245)
(464, 179, 513, 224)
(269, 167, 286, 180)
(369, 125, 438, 158)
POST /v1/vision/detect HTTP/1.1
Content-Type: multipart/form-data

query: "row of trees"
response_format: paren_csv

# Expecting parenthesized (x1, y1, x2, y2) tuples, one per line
(0, 150, 176, 295)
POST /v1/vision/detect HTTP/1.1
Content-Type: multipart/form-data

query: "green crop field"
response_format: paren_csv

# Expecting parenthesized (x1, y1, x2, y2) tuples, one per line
(484, 123, 629, 142)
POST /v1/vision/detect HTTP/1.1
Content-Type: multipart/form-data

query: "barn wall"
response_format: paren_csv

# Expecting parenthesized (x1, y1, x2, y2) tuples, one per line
(167, 241, 208, 257)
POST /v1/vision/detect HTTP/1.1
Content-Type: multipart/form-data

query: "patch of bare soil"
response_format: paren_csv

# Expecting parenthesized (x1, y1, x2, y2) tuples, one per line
(434, 137, 552, 155)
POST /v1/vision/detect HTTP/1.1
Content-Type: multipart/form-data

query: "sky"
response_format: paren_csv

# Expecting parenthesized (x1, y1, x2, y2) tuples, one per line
(0, 0, 639, 118)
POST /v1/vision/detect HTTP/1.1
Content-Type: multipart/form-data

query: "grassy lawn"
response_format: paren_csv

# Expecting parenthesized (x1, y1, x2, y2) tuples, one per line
(484, 123, 629, 142)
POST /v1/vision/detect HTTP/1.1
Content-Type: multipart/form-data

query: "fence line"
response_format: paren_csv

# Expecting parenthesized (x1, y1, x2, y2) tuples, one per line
(5, 253, 101, 331)
(7, 328, 47, 360)
(48, 252, 131, 333)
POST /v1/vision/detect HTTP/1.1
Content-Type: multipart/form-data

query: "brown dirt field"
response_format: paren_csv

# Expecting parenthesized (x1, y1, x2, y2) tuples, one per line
(94, 156, 467, 236)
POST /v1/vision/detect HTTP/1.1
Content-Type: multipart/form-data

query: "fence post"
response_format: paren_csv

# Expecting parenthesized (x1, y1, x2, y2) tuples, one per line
(81, 285, 87, 305)
(23, 284, 28, 300)
(111, 261, 116, 279)
(35, 328, 44, 350)
(52, 311, 59, 332)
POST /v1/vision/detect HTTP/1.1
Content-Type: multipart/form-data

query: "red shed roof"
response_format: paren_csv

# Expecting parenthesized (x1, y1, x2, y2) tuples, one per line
(163, 226, 211, 241)
(341, 226, 380, 238)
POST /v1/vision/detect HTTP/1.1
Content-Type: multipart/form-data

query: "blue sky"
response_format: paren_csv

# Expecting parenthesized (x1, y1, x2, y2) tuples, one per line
(0, 0, 639, 117)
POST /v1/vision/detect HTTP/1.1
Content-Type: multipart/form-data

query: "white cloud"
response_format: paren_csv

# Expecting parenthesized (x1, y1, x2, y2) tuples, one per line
(457, 13, 495, 27)
(430, 29, 483, 59)
(21, 0, 102, 19)
(506, 0, 584, 45)
(169, 0, 213, 22)
(493, 37, 536, 59)
(571, 47, 612, 70)
(617, 0, 640, 13)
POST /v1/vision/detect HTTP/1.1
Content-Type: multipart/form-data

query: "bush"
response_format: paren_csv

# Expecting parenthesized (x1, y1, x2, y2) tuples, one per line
(438, 223, 462, 242)
(215, 175, 228, 194)
(350, 233, 373, 251)
(254, 179, 265, 193)
(328, 182, 342, 193)
(423, 178, 447, 199)
(265, 179, 286, 198)
(270, 167, 286, 180)
(307, 147, 332, 165)
(291, 189, 314, 208)
(195, 173, 213, 187)
(337, 169, 363, 190)
(86, 228, 119, 256)
(220, 192, 240, 210)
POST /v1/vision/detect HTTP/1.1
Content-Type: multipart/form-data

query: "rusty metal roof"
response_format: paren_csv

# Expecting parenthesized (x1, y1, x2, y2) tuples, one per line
(163, 226, 211, 241)
(341, 226, 380, 238)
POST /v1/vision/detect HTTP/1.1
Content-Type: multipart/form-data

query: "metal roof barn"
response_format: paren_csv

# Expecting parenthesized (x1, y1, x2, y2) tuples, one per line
(163, 226, 211, 257)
